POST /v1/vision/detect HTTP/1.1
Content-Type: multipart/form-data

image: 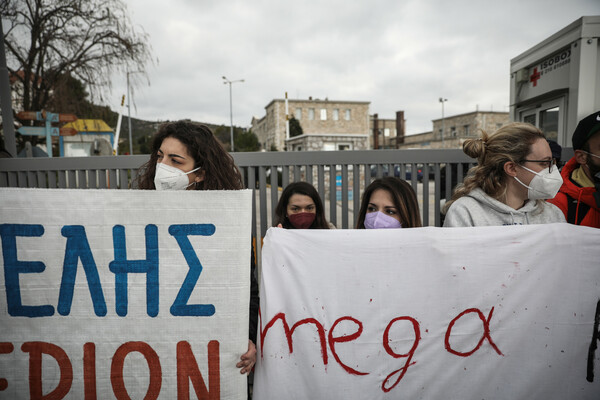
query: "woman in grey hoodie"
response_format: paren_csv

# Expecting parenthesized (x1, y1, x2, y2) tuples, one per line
(443, 123, 565, 227)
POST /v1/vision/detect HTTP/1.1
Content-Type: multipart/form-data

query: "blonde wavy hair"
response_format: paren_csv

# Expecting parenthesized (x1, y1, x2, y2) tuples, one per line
(443, 122, 546, 213)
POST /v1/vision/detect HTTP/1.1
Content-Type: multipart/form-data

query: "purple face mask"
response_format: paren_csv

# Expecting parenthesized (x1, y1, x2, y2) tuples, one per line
(364, 211, 402, 229)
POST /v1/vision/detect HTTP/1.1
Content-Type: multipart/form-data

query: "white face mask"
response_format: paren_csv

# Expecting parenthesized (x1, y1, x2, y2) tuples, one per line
(514, 164, 563, 200)
(154, 163, 200, 190)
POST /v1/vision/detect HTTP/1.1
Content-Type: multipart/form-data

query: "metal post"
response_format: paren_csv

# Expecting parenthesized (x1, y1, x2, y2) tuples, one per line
(222, 76, 244, 152)
(0, 20, 17, 156)
(113, 95, 125, 155)
(127, 72, 133, 155)
(439, 98, 447, 148)
(229, 82, 233, 152)
(441, 102, 445, 147)
(45, 115, 53, 158)
(285, 92, 290, 141)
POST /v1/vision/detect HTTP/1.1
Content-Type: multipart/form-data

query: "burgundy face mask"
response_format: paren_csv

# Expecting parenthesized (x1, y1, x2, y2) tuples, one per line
(288, 212, 316, 229)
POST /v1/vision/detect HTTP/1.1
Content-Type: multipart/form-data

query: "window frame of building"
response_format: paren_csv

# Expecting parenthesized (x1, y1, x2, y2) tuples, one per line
(384, 128, 390, 137)
(337, 143, 353, 151)
(320, 109, 327, 121)
(344, 109, 351, 121)
(464, 124, 470, 136)
(333, 109, 339, 121)
(294, 108, 302, 120)
(540, 106, 559, 142)
(308, 108, 315, 120)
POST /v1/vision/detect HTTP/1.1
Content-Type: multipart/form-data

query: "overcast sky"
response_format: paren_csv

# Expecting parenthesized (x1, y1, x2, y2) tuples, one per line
(106, 0, 599, 135)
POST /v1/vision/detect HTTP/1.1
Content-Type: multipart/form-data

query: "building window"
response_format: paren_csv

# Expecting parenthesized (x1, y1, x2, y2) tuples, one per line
(308, 108, 315, 120)
(524, 114, 536, 126)
(323, 143, 336, 151)
(333, 109, 339, 121)
(338, 143, 352, 151)
(451, 126, 456, 137)
(294, 108, 302, 120)
(540, 106, 559, 141)
(320, 109, 327, 120)
(294, 145, 302, 151)
(345, 109, 351, 120)
(384, 128, 390, 137)
(464, 124, 470, 136)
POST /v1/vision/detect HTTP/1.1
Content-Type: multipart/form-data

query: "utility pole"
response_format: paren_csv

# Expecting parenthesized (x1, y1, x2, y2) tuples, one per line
(285, 92, 290, 141)
(125, 70, 145, 155)
(127, 72, 133, 154)
(222, 76, 244, 152)
(113, 94, 126, 155)
(439, 98, 447, 148)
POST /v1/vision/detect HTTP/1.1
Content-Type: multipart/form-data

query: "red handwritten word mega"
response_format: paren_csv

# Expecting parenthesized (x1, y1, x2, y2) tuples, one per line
(260, 307, 503, 393)
(0, 340, 220, 400)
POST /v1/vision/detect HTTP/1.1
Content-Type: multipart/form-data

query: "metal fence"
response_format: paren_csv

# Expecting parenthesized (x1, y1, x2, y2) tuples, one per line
(0, 148, 574, 246)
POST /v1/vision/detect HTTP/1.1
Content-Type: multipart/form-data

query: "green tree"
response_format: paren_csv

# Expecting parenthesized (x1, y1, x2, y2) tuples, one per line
(137, 134, 151, 155)
(47, 73, 118, 124)
(235, 129, 260, 152)
(212, 125, 259, 152)
(289, 116, 304, 137)
(213, 125, 231, 149)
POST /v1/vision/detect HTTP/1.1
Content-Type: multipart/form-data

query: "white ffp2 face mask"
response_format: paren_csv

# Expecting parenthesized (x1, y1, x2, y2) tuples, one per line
(154, 163, 200, 190)
(514, 164, 563, 200)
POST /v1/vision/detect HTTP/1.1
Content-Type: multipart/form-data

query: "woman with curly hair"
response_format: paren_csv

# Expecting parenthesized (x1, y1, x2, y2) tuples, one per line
(135, 121, 257, 376)
(136, 120, 243, 190)
(443, 122, 565, 227)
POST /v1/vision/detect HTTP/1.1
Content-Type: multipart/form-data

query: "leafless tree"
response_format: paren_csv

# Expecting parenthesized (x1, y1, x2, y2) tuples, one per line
(2, 0, 154, 114)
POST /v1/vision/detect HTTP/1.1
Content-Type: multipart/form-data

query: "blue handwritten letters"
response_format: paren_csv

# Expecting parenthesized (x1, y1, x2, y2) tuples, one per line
(0, 223, 216, 318)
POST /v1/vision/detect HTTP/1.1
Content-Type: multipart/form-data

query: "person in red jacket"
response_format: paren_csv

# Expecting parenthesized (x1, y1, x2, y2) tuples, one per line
(548, 111, 600, 227)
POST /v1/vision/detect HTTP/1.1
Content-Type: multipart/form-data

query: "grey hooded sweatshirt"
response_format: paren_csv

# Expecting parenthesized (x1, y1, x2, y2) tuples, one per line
(443, 188, 566, 227)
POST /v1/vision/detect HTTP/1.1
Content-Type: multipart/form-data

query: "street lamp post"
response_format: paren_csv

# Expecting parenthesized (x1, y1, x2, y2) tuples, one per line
(222, 76, 244, 152)
(126, 70, 143, 155)
(127, 72, 133, 155)
(439, 97, 447, 148)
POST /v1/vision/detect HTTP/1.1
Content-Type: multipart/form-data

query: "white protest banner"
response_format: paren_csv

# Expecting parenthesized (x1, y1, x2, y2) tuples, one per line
(254, 224, 600, 399)
(0, 188, 252, 399)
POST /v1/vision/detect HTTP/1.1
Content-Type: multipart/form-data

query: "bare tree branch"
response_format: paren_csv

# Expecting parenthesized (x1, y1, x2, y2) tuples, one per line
(1, 0, 154, 113)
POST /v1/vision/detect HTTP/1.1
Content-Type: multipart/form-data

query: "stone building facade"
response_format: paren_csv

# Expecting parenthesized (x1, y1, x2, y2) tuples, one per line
(429, 111, 509, 148)
(251, 98, 370, 151)
(394, 131, 434, 149)
(390, 111, 510, 149)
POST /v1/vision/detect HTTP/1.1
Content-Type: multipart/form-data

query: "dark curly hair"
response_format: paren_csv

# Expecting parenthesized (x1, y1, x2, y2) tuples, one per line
(356, 177, 422, 228)
(273, 182, 330, 229)
(135, 120, 243, 190)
